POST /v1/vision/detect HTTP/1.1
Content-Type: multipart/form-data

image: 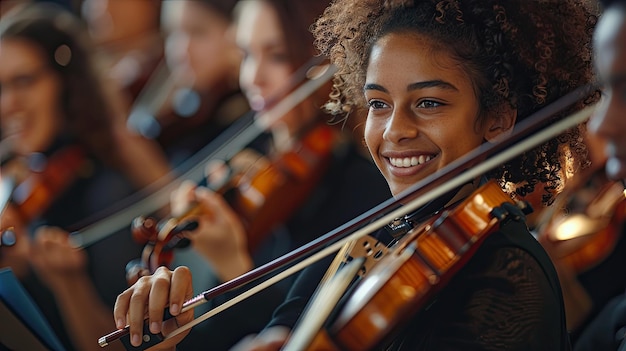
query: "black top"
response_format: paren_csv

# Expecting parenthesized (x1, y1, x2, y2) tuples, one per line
(571, 221, 626, 350)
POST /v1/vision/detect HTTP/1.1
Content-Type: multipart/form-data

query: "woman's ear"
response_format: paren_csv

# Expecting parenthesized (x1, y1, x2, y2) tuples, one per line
(485, 104, 517, 143)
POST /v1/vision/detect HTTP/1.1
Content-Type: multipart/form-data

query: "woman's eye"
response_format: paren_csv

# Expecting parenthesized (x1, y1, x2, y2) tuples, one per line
(417, 100, 442, 109)
(367, 100, 387, 109)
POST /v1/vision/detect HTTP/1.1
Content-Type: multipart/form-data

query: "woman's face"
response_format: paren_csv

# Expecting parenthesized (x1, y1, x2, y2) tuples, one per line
(235, 0, 293, 111)
(364, 32, 509, 196)
(165, 1, 239, 91)
(0, 39, 64, 155)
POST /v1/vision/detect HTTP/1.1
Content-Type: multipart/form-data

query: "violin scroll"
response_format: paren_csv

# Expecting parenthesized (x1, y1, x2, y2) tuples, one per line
(126, 214, 195, 284)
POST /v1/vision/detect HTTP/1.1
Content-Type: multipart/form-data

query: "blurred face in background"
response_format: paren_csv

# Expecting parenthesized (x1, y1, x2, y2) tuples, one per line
(235, 0, 292, 112)
(589, 5, 626, 180)
(235, 0, 323, 144)
(0, 39, 64, 155)
(82, 0, 160, 47)
(164, 1, 240, 92)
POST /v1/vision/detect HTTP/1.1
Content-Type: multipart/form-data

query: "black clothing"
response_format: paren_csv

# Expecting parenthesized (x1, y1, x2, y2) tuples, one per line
(572, 223, 626, 351)
(574, 294, 626, 351)
(177, 140, 391, 351)
(267, 186, 570, 351)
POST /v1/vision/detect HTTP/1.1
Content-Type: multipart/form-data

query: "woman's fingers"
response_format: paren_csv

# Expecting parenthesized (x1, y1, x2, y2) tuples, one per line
(168, 266, 193, 316)
(113, 266, 194, 347)
(171, 180, 197, 216)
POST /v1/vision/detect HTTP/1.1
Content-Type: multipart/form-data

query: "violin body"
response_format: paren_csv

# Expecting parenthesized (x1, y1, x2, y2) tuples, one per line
(235, 123, 336, 251)
(0, 146, 86, 236)
(291, 181, 522, 350)
(0, 145, 87, 279)
(538, 164, 626, 273)
(128, 122, 339, 279)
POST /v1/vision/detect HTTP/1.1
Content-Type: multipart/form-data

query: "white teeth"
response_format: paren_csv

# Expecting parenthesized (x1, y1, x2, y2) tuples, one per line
(389, 155, 432, 168)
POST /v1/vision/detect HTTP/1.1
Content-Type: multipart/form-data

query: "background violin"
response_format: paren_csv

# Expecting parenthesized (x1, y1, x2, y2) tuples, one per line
(0, 145, 87, 246)
(536, 163, 626, 273)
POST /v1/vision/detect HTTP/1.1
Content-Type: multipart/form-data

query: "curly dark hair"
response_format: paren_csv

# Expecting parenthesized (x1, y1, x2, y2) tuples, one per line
(312, 0, 598, 205)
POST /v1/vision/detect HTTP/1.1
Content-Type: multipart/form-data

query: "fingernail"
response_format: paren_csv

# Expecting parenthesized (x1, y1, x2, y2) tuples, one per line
(170, 303, 180, 315)
(116, 318, 124, 329)
(150, 322, 160, 334)
(131, 333, 141, 346)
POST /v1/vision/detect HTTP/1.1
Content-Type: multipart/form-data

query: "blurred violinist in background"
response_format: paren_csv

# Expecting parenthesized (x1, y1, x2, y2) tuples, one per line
(117, 0, 390, 349)
(0, 3, 170, 351)
(154, 0, 248, 166)
(113, 0, 596, 350)
(540, 0, 626, 349)
(81, 0, 163, 104)
(80, 0, 196, 173)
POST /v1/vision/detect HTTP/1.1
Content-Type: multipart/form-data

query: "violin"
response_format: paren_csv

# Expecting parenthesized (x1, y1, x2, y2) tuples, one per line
(126, 121, 338, 281)
(0, 145, 87, 245)
(536, 163, 626, 273)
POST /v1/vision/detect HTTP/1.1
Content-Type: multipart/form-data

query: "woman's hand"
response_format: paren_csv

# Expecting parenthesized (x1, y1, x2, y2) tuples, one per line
(30, 226, 87, 289)
(114, 266, 194, 349)
(171, 181, 253, 281)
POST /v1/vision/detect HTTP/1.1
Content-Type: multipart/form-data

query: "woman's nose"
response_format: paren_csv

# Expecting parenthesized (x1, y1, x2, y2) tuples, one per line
(382, 106, 419, 143)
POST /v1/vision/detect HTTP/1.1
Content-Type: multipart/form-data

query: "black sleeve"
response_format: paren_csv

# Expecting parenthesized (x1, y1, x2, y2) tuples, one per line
(574, 294, 626, 351)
